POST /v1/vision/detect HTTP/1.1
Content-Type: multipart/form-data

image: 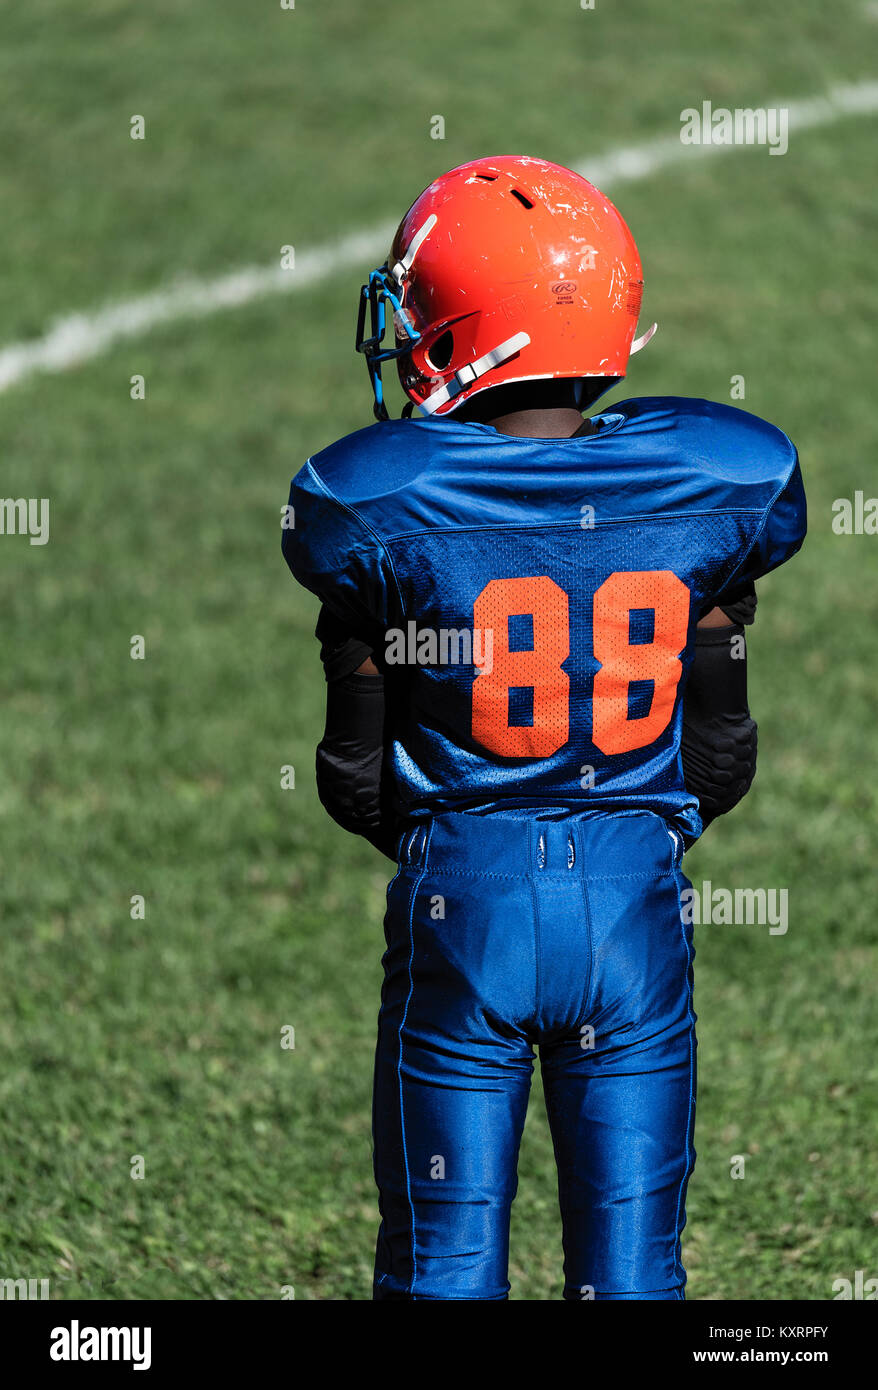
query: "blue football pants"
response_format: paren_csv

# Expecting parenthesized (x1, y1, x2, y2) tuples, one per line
(372, 811, 697, 1300)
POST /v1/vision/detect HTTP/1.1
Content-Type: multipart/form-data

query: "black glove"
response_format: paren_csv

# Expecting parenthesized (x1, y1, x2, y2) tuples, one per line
(681, 621, 757, 829)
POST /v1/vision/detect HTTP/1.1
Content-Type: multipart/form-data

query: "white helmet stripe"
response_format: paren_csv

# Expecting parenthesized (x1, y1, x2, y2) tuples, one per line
(391, 214, 438, 284)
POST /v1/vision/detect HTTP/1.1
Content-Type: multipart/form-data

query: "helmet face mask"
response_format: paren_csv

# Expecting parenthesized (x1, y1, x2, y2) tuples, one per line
(356, 156, 654, 421)
(354, 265, 422, 421)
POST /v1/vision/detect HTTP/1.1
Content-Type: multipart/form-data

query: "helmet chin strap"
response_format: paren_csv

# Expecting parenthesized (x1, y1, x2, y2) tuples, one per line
(410, 318, 655, 419)
(417, 332, 532, 416)
(630, 321, 658, 355)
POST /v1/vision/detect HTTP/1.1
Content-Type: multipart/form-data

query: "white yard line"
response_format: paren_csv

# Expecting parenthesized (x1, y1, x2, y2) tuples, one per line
(1, 79, 876, 395)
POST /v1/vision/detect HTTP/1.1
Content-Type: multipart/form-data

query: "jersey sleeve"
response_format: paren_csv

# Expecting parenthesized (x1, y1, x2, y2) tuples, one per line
(282, 459, 397, 644)
(713, 445, 807, 600)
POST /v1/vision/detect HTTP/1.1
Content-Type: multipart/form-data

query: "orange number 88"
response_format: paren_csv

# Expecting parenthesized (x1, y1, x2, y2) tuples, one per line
(472, 570, 690, 759)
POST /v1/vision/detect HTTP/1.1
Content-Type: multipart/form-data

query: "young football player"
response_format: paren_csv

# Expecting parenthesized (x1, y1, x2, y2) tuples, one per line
(283, 157, 806, 1300)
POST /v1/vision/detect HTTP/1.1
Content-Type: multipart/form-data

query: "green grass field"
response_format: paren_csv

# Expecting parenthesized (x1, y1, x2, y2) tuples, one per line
(0, 0, 875, 1300)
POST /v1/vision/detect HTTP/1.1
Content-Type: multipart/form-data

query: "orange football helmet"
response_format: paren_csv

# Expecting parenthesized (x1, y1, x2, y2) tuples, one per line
(356, 155, 655, 420)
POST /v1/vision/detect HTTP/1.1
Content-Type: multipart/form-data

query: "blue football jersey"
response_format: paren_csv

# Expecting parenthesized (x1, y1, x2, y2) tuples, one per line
(284, 397, 806, 841)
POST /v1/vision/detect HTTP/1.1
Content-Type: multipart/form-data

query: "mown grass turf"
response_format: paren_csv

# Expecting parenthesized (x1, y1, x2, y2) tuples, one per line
(0, 0, 875, 1299)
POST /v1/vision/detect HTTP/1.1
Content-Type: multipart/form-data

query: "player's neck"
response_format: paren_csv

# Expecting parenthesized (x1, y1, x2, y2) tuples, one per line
(483, 408, 586, 439)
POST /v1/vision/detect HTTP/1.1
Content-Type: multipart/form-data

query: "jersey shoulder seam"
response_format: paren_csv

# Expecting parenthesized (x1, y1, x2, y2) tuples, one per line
(381, 507, 766, 545)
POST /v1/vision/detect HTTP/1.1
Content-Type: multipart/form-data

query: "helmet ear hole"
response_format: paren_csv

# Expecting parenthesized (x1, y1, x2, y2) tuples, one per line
(426, 330, 454, 371)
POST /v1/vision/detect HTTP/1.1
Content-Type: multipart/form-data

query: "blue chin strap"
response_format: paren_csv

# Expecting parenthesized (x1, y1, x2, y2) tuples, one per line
(355, 267, 422, 421)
